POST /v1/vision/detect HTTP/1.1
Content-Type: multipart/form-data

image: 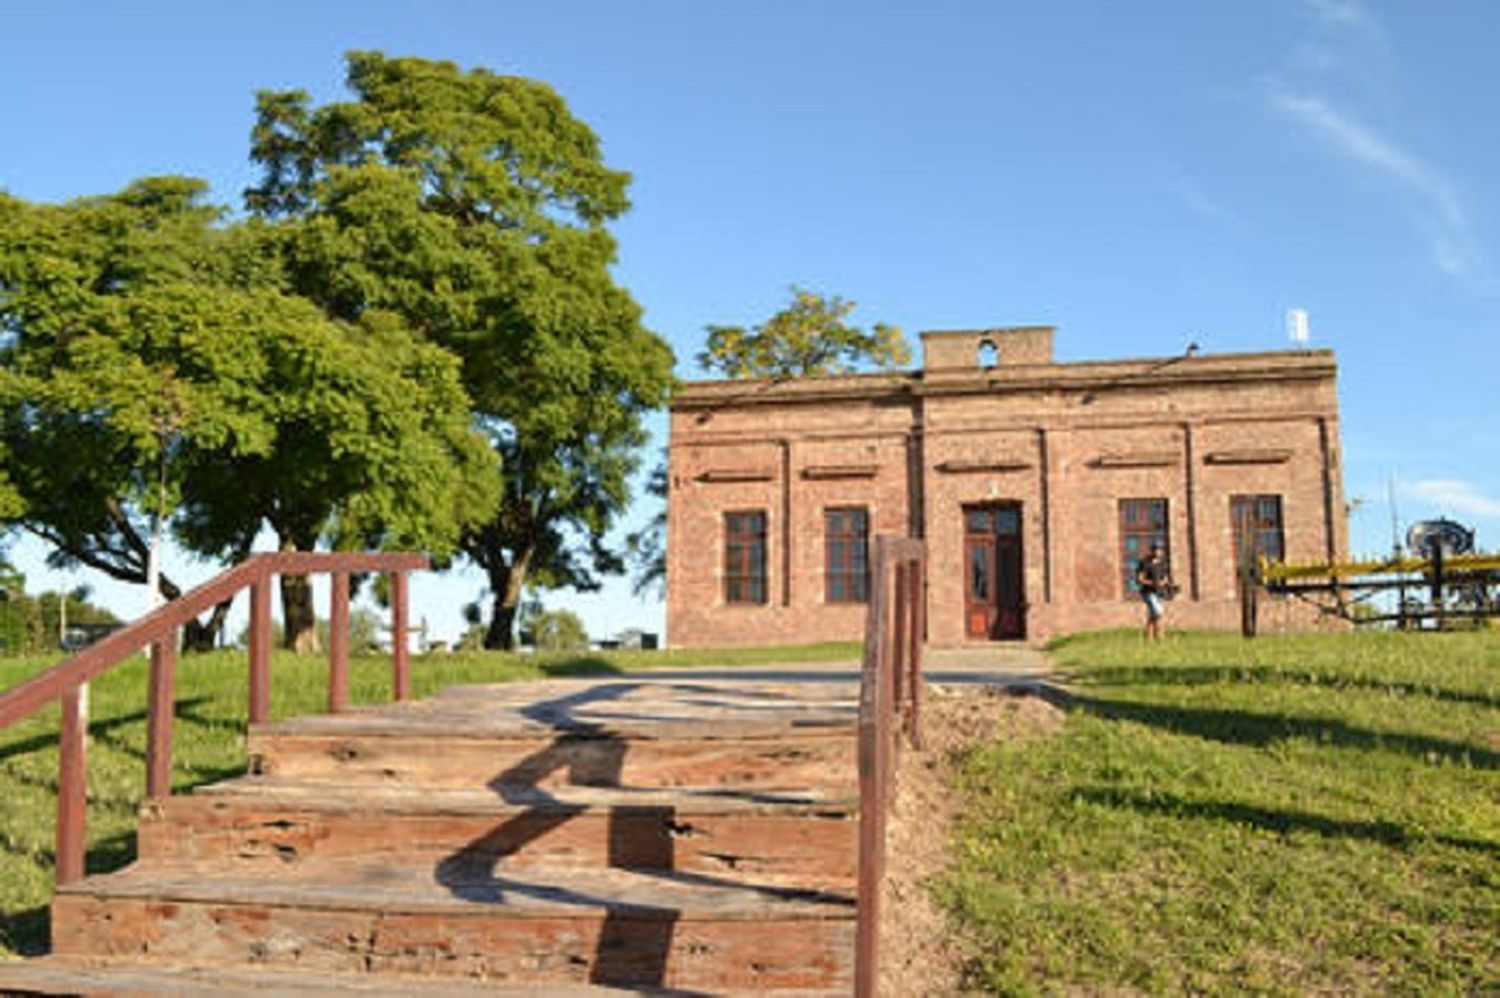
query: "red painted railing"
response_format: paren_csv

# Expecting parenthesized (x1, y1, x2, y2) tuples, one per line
(0, 551, 427, 886)
(856, 535, 925, 997)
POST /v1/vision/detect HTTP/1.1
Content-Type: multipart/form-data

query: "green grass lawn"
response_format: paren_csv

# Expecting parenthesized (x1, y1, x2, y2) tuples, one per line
(0, 639, 859, 958)
(941, 630, 1499, 994)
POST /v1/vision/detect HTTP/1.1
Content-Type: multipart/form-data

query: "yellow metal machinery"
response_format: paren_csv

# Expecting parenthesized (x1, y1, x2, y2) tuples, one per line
(1263, 551, 1500, 582)
(1257, 550, 1500, 631)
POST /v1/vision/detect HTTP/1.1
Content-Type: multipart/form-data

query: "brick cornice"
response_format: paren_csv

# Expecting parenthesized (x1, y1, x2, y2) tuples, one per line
(672, 349, 1337, 411)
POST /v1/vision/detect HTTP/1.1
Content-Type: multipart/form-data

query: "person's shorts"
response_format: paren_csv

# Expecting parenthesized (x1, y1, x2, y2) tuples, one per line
(1143, 592, 1164, 620)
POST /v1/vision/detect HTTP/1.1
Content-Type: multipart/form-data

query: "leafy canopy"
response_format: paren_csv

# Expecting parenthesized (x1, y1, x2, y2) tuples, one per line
(529, 608, 590, 652)
(0, 175, 498, 594)
(698, 287, 910, 379)
(246, 52, 675, 645)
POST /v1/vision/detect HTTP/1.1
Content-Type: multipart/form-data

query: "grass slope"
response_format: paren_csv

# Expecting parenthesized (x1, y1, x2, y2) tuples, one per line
(0, 640, 859, 958)
(942, 630, 1499, 994)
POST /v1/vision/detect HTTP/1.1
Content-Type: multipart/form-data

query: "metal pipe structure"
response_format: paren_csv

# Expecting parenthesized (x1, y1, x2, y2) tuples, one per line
(1259, 549, 1500, 629)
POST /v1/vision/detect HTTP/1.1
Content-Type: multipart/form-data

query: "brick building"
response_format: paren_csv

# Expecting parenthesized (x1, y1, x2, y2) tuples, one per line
(666, 327, 1347, 647)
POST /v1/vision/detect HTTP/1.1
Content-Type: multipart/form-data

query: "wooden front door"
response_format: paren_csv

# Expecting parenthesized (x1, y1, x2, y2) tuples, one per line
(963, 503, 1025, 640)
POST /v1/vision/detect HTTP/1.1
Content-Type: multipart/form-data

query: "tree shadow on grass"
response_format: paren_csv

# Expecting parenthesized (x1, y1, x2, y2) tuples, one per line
(1074, 786, 1500, 859)
(1085, 664, 1499, 711)
(0, 697, 213, 766)
(0, 905, 48, 957)
(539, 655, 625, 678)
(1, 828, 138, 879)
(0, 829, 138, 957)
(1072, 695, 1499, 769)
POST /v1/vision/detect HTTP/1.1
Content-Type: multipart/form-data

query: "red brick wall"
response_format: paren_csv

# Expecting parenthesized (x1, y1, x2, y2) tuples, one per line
(667, 348, 1346, 647)
(666, 396, 916, 647)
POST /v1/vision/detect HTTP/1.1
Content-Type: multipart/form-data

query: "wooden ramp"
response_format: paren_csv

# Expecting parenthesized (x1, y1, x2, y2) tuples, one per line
(0, 674, 863, 995)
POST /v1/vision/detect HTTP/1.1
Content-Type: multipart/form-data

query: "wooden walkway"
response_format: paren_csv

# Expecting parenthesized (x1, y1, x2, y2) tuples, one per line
(0, 650, 1051, 995)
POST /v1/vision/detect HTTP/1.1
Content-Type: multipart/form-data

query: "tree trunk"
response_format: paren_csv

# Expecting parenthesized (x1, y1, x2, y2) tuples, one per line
(281, 572, 320, 653)
(485, 594, 517, 651)
(276, 533, 321, 653)
(181, 598, 234, 653)
(483, 549, 532, 651)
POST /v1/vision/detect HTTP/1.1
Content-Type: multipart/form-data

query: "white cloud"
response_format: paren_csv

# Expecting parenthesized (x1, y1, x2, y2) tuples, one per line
(1272, 91, 1480, 277)
(1288, 43, 1339, 74)
(1401, 479, 1500, 519)
(1179, 186, 1237, 224)
(1299, 0, 1378, 34)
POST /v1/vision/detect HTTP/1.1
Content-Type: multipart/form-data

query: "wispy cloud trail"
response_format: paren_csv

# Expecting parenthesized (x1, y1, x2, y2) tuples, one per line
(1271, 92, 1477, 275)
(1300, 0, 1377, 34)
(1402, 479, 1500, 519)
(1268, 0, 1483, 280)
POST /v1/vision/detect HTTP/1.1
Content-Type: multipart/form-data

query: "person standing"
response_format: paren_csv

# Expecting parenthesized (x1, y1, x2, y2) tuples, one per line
(1135, 543, 1172, 642)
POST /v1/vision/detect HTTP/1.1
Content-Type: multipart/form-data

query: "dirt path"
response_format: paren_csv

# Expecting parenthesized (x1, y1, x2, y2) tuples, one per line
(880, 676, 1067, 995)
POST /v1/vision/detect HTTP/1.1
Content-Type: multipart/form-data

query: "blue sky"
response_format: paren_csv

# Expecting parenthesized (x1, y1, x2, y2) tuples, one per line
(4, 0, 1498, 642)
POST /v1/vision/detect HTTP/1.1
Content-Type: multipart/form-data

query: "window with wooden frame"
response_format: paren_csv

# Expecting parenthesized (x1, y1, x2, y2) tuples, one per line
(1230, 494, 1284, 573)
(723, 511, 767, 604)
(1119, 498, 1169, 595)
(824, 507, 869, 603)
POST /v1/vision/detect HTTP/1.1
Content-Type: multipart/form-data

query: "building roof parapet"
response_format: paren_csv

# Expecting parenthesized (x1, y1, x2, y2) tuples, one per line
(672, 348, 1337, 410)
(921, 326, 1055, 368)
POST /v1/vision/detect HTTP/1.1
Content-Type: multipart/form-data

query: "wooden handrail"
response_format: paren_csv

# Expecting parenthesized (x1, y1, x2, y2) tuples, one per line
(856, 535, 925, 998)
(0, 559, 262, 729)
(0, 550, 428, 886)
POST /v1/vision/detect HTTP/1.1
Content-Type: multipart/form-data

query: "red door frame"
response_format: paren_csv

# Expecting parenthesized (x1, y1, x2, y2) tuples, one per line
(963, 503, 1025, 640)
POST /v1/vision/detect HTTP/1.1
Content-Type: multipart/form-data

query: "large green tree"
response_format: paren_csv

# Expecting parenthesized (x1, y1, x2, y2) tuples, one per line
(697, 287, 910, 380)
(0, 177, 498, 650)
(247, 52, 675, 648)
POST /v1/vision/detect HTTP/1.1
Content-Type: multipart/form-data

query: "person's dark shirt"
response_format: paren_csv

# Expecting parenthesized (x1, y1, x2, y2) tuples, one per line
(1137, 557, 1167, 596)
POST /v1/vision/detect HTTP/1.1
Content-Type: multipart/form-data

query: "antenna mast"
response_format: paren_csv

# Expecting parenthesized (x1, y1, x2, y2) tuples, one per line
(1388, 472, 1401, 556)
(1286, 308, 1310, 347)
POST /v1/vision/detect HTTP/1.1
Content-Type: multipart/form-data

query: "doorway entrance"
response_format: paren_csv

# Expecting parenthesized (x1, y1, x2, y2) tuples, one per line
(963, 502, 1025, 640)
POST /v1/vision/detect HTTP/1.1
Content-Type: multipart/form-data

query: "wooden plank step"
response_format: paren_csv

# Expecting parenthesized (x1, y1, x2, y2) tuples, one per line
(0, 956, 636, 995)
(248, 730, 856, 791)
(270, 677, 860, 740)
(247, 679, 858, 790)
(137, 777, 857, 883)
(186, 774, 857, 813)
(0, 956, 848, 996)
(51, 860, 855, 991)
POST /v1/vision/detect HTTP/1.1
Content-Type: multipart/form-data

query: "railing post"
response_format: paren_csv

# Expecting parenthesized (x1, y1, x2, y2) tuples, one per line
(328, 571, 349, 713)
(892, 561, 908, 713)
(248, 575, 272, 724)
(57, 685, 87, 885)
(391, 570, 410, 702)
(145, 630, 178, 799)
(908, 557, 924, 743)
(856, 538, 894, 998)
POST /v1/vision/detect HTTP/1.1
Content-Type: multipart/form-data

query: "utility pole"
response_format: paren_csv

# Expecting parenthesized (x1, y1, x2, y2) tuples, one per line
(1390, 473, 1407, 630)
(146, 438, 168, 614)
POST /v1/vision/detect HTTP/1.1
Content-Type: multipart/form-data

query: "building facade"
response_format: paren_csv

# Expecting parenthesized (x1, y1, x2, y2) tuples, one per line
(666, 327, 1348, 647)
